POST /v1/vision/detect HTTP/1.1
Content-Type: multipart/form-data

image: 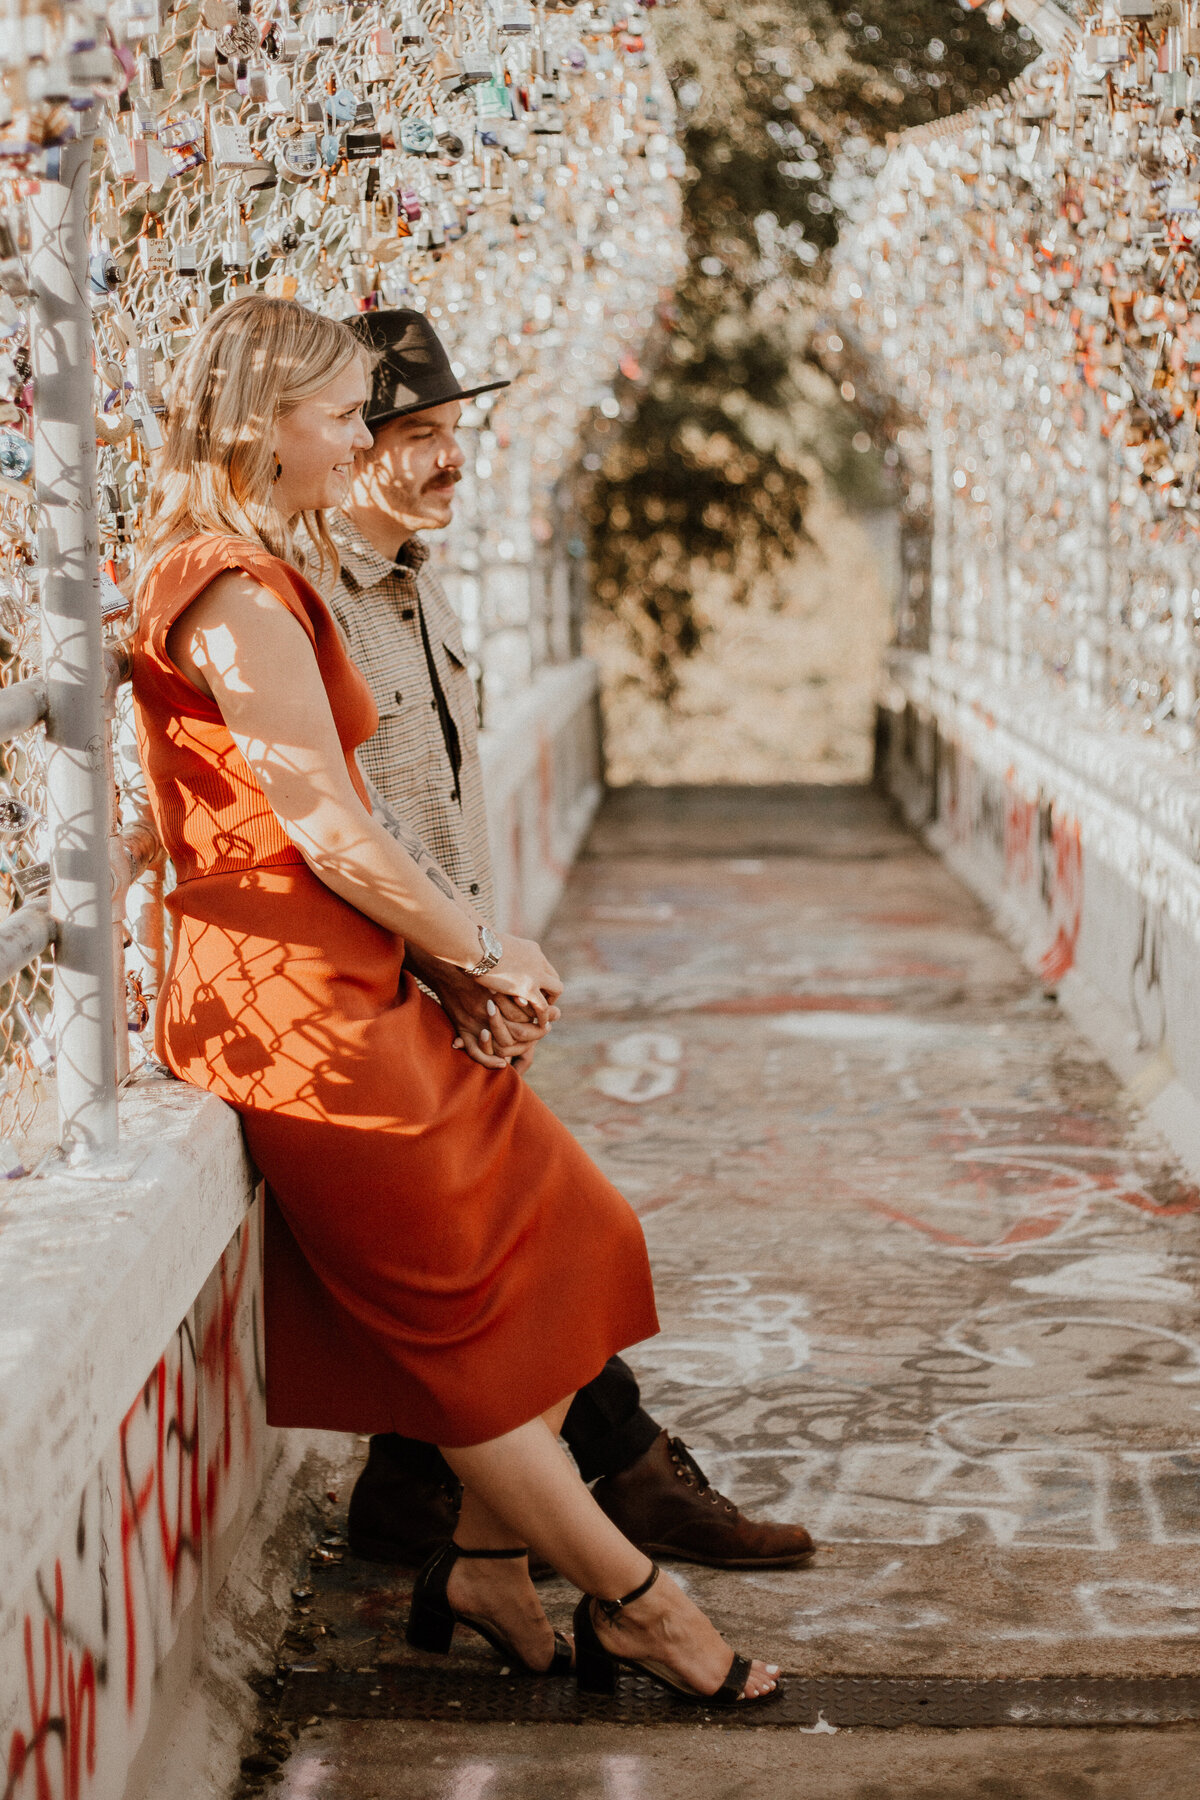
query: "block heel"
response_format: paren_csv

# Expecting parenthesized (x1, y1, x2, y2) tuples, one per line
(404, 1541, 574, 1677)
(572, 1596, 618, 1694)
(404, 1597, 456, 1655)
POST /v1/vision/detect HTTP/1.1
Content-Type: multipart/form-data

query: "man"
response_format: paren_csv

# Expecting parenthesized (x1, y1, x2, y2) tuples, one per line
(329, 308, 814, 1572)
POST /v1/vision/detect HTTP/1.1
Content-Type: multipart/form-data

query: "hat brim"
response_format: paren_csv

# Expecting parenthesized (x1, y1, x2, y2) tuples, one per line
(366, 376, 512, 430)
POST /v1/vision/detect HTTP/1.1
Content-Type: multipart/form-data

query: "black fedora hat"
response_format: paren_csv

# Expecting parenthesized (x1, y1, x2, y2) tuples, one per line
(351, 309, 510, 431)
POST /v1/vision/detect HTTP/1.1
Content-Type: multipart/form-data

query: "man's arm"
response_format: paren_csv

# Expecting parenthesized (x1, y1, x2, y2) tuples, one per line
(357, 764, 468, 909)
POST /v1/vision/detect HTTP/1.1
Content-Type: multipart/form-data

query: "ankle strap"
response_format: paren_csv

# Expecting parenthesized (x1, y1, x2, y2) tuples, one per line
(452, 1542, 529, 1560)
(595, 1562, 660, 1622)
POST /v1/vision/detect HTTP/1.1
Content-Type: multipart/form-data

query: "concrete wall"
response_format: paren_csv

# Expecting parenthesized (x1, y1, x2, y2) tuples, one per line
(0, 660, 600, 1800)
(0, 1088, 262, 1800)
(878, 650, 1200, 1183)
(481, 657, 602, 937)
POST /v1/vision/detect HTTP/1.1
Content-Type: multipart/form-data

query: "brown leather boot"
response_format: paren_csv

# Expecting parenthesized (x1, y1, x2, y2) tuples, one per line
(347, 1439, 462, 1566)
(591, 1432, 815, 1569)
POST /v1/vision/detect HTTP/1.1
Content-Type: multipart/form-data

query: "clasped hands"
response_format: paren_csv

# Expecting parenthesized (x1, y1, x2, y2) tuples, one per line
(408, 938, 562, 1073)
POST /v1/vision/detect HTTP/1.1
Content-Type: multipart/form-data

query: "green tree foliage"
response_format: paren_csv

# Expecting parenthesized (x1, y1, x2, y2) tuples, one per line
(589, 0, 1033, 697)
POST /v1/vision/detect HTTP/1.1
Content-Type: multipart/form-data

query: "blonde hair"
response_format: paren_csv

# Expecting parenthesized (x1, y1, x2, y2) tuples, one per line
(139, 295, 367, 592)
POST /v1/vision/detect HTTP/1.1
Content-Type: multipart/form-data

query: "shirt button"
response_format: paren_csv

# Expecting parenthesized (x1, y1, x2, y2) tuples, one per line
(469, 883, 479, 895)
(393, 690, 403, 705)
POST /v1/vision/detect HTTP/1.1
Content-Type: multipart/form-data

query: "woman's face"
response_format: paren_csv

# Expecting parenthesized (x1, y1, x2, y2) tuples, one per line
(273, 356, 374, 517)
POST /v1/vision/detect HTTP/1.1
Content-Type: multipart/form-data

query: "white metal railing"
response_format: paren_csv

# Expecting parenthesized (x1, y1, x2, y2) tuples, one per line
(0, 0, 683, 1164)
(836, 0, 1200, 756)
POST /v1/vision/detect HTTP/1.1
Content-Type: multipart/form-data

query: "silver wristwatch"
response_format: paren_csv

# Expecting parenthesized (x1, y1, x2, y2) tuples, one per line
(463, 923, 503, 977)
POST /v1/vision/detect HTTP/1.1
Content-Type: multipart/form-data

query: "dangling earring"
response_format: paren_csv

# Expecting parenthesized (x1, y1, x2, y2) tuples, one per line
(273, 457, 282, 481)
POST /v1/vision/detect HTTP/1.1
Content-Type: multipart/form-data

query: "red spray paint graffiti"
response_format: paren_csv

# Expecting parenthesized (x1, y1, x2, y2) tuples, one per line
(1003, 775, 1037, 889)
(3, 1566, 96, 1800)
(1038, 810, 1083, 984)
(120, 1224, 253, 1713)
(4, 1216, 262, 1800)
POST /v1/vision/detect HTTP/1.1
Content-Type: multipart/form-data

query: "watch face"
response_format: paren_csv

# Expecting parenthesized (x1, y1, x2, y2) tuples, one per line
(481, 925, 503, 962)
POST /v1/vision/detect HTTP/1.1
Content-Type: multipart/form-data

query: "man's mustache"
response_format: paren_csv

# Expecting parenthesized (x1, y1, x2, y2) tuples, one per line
(425, 469, 462, 490)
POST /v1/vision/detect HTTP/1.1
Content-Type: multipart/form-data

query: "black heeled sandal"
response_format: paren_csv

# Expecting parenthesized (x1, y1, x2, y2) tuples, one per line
(573, 1564, 782, 1708)
(405, 1542, 574, 1677)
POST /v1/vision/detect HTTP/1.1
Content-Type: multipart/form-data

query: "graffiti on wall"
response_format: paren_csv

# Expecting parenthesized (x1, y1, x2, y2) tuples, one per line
(3, 1210, 265, 1800)
(939, 737, 1084, 985)
(1131, 902, 1168, 1054)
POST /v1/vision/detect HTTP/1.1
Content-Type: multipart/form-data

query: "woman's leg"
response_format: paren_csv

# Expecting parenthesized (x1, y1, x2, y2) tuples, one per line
(439, 1401, 778, 1699)
(440, 1399, 573, 1673)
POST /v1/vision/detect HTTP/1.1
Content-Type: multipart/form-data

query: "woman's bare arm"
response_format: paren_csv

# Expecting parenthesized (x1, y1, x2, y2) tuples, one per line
(164, 575, 563, 1002)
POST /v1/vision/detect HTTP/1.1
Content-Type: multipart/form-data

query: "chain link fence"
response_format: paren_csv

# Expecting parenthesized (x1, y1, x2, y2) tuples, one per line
(836, 0, 1200, 747)
(0, 0, 683, 1165)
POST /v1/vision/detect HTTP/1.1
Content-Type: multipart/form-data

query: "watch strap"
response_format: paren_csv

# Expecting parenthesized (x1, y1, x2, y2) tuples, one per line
(463, 925, 502, 978)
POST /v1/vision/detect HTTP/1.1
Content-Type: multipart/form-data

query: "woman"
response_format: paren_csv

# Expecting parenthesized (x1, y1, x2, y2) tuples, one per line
(132, 294, 780, 1705)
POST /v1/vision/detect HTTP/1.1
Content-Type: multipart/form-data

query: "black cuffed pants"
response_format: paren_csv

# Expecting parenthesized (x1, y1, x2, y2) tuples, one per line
(370, 1354, 660, 1487)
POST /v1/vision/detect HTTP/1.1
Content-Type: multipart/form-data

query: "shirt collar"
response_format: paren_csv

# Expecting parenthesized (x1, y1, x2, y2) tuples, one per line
(329, 512, 431, 590)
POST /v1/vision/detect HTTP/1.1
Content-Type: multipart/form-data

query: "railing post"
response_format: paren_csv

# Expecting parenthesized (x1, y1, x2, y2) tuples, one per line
(29, 125, 120, 1161)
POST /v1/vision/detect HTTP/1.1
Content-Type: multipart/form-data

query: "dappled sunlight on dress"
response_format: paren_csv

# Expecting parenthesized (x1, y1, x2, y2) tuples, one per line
(133, 534, 658, 1446)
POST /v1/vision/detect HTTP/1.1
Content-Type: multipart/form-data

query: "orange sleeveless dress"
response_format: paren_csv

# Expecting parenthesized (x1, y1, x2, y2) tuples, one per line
(133, 534, 659, 1445)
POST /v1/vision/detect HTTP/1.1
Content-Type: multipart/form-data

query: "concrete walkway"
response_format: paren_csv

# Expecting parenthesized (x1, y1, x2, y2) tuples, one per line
(267, 787, 1200, 1797)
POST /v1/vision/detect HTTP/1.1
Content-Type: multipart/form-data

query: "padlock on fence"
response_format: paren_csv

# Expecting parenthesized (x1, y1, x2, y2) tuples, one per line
(367, 25, 396, 80)
(114, 0, 161, 44)
(395, 113, 432, 154)
(88, 236, 123, 299)
(209, 107, 261, 171)
(137, 214, 172, 272)
(433, 118, 466, 159)
(161, 113, 205, 177)
(399, 11, 433, 56)
(0, 426, 32, 485)
(277, 129, 323, 179)
(346, 129, 383, 161)
(0, 220, 31, 300)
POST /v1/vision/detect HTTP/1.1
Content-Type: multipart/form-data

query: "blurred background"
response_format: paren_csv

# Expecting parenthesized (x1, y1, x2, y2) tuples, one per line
(586, 0, 1034, 783)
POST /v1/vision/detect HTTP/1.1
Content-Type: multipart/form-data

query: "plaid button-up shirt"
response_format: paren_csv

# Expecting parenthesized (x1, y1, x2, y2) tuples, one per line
(327, 513, 496, 922)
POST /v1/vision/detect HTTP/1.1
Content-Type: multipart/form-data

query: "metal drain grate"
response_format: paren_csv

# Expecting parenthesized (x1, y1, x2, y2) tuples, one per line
(274, 1667, 1200, 1730)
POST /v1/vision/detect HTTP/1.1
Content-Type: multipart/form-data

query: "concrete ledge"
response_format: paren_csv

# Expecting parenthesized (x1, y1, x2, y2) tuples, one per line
(879, 655, 1200, 1192)
(887, 649, 1200, 936)
(0, 1080, 254, 1621)
(139, 1429, 360, 1800)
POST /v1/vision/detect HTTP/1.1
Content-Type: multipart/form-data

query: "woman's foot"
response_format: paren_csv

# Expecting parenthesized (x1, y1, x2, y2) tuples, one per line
(593, 1565, 779, 1700)
(445, 1546, 565, 1673)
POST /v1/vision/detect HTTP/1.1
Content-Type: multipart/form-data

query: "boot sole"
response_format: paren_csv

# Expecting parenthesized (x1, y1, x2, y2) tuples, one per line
(632, 1542, 815, 1570)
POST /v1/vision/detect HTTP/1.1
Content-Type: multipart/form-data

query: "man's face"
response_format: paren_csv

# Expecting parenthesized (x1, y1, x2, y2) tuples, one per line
(351, 399, 465, 533)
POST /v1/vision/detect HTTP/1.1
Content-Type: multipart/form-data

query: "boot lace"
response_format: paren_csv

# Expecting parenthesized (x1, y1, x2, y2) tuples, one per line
(667, 1437, 737, 1515)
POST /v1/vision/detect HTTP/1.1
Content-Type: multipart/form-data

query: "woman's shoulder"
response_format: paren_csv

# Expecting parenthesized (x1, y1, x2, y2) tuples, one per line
(138, 533, 326, 655)
(141, 533, 314, 621)
(144, 531, 291, 592)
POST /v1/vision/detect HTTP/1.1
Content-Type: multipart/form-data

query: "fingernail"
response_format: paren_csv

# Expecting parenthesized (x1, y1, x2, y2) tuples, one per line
(481, 1029, 490, 1043)
(452, 1038, 463, 1049)
(486, 1000, 497, 1016)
